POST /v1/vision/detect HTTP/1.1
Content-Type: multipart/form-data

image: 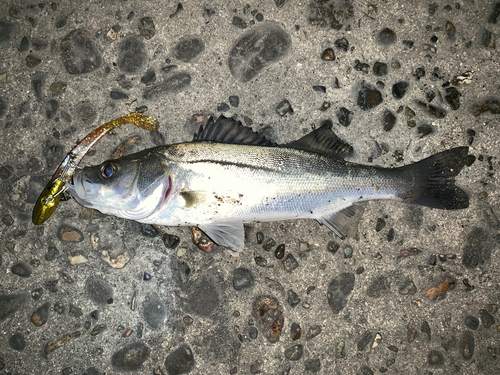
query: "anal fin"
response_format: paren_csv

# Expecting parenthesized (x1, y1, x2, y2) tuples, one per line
(198, 221, 245, 253)
(317, 204, 365, 240)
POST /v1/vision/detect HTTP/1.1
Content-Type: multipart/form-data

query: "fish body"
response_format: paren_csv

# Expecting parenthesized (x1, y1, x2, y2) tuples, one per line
(68, 116, 469, 251)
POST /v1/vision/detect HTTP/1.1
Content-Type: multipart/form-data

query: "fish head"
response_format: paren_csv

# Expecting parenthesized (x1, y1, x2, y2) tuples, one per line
(68, 151, 172, 220)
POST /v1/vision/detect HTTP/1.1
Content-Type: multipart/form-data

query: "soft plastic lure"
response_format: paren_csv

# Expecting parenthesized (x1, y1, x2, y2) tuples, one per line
(32, 113, 159, 225)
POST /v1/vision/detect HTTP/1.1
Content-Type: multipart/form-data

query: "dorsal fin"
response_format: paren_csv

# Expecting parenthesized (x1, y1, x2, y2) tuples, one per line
(193, 115, 276, 146)
(285, 123, 353, 160)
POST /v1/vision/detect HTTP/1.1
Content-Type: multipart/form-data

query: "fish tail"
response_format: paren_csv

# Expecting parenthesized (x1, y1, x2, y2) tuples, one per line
(400, 147, 469, 210)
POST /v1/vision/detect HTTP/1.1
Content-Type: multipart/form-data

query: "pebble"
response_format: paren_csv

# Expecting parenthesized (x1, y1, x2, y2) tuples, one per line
(275, 244, 285, 259)
(232, 16, 247, 29)
(373, 61, 388, 76)
(480, 309, 495, 328)
(229, 95, 239, 107)
(320, 101, 331, 111)
(141, 69, 156, 86)
(284, 344, 303, 361)
(327, 241, 339, 253)
(76, 102, 96, 123)
(11, 262, 32, 277)
(169, 3, 184, 18)
(90, 324, 106, 336)
(228, 23, 291, 82)
(174, 36, 205, 62)
(465, 315, 479, 330)
(165, 345, 194, 375)
(232, 267, 255, 290)
(287, 289, 301, 307)
(2, 214, 14, 226)
(252, 295, 284, 342)
(61, 29, 102, 74)
(402, 40, 414, 48)
(26, 54, 43, 69)
(250, 360, 263, 374)
(321, 48, 335, 61)
(53, 302, 65, 315)
(276, 99, 293, 116)
(248, 326, 258, 339)
(110, 90, 129, 100)
(217, 103, 230, 112)
(111, 342, 150, 370)
(460, 331, 474, 360)
(86, 277, 113, 304)
(445, 87, 461, 110)
(366, 276, 390, 298)
(304, 358, 321, 373)
(117, 36, 147, 73)
(256, 13, 264, 22)
(31, 287, 43, 300)
(256, 232, 264, 244)
(357, 82, 382, 110)
(327, 273, 355, 314)
(144, 295, 167, 329)
(337, 107, 353, 127)
(44, 329, 86, 356)
(139, 17, 155, 39)
(254, 256, 267, 267)
(283, 253, 299, 272)
(343, 246, 353, 258)
(357, 331, 373, 351)
(306, 325, 322, 340)
(336, 342, 345, 358)
(143, 73, 191, 100)
(69, 304, 83, 317)
(31, 302, 50, 326)
(382, 110, 396, 131)
(8, 332, 26, 351)
(55, 16, 67, 29)
(31, 72, 45, 100)
(335, 37, 349, 51)
(313, 85, 326, 93)
(354, 59, 370, 73)
(392, 81, 409, 99)
(398, 278, 417, 295)
(417, 125, 433, 138)
(387, 228, 395, 241)
(57, 225, 84, 242)
(333, 77, 340, 88)
(489, 3, 500, 23)
(421, 320, 431, 340)
(378, 28, 397, 45)
(482, 29, 496, 48)
(428, 350, 444, 367)
(291, 322, 301, 340)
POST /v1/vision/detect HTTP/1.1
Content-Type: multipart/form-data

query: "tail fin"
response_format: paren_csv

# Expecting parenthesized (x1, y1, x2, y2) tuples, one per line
(401, 147, 469, 210)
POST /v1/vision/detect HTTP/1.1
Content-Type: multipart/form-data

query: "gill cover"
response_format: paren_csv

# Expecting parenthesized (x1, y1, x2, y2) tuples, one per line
(68, 151, 171, 220)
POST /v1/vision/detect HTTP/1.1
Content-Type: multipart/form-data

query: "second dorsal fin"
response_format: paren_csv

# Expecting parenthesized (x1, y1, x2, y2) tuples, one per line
(285, 123, 353, 160)
(193, 115, 276, 146)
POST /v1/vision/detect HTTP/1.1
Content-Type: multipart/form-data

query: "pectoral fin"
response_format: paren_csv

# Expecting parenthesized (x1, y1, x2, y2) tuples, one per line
(198, 221, 245, 252)
(317, 204, 365, 240)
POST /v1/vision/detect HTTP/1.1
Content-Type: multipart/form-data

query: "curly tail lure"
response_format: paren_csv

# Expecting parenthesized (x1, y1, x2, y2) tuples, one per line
(32, 113, 159, 225)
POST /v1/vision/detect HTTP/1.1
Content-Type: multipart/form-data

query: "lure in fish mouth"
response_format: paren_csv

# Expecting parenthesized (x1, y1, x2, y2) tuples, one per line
(66, 115, 470, 253)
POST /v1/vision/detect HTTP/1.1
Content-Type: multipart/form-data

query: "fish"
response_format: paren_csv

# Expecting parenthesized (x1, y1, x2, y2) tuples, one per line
(66, 115, 469, 252)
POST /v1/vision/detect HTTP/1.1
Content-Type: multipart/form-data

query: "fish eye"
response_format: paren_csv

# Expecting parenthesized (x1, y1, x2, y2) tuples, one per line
(101, 163, 117, 179)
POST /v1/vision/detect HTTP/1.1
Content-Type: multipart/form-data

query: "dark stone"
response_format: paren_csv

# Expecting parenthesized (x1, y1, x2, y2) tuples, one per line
(138, 17, 155, 39)
(256, 13, 264, 22)
(274, 244, 285, 259)
(117, 36, 147, 73)
(141, 69, 156, 86)
(479, 309, 495, 328)
(53, 302, 65, 314)
(446, 21, 456, 39)
(392, 81, 409, 99)
(421, 320, 431, 340)
(229, 96, 239, 107)
(413, 67, 426, 80)
(61, 29, 102, 74)
(321, 48, 335, 61)
(306, 325, 322, 340)
(143, 73, 191, 99)
(248, 326, 258, 339)
(250, 360, 263, 374)
(416, 101, 446, 118)
(366, 275, 390, 298)
(343, 245, 353, 258)
(357, 82, 382, 110)
(283, 253, 299, 272)
(327, 241, 339, 253)
(111, 342, 150, 370)
(143, 272, 152, 281)
(287, 289, 301, 307)
(11, 262, 32, 277)
(382, 110, 396, 131)
(313, 85, 326, 93)
(169, 4, 184, 18)
(291, 322, 301, 340)
(387, 227, 395, 241)
(428, 350, 444, 367)
(31, 302, 50, 326)
(429, 3, 438, 15)
(304, 358, 321, 372)
(462, 227, 492, 268)
(402, 40, 414, 48)
(489, 3, 500, 23)
(252, 295, 284, 343)
(417, 125, 433, 138)
(45, 99, 59, 119)
(110, 91, 129, 100)
(55, 15, 67, 29)
(86, 277, 113, 304)
(373, 61, 388, 76)
(217, 103, 230, 112)
(398, 278, 417, 295)
(254, 256, 267, 267)
(460, 331, 474, 360)
(76, 102, 96, 123)
(0, 20, 18, 43)
(232, 16, 247, 29)
(185, 277, 219, 317)
(333, 77, 340, 88)
(378, 28, 396, 45)
(144, 295, 167, 329)
(228, 22, 291, 82)
(482, 29, 496, 48)
(465, 315, 479, 330)
(233, 267, 255, 290)
(276, 99, 293, 116)
(164, 345, 194, 375)
(355, 266, 364, 274)
(337, 107, 353, 127)
(445, 87, 461, 110)
(19, 36, 29, 52)
(0, 294, 28, 322)
(174, 36, 205, 63)
(9, 332, 26, 351)
(284, 345, 303, 361)
(327, 273, 355, 314)
(335, 37, 349, 51)
(68, 304, 83, 317)
(354, 59, 370, 73)
(357, 331, 373, 351)
(31, 72, 46, 100)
